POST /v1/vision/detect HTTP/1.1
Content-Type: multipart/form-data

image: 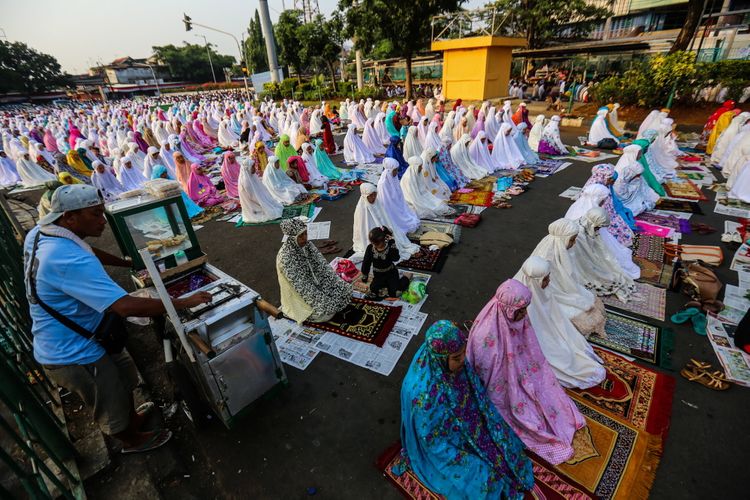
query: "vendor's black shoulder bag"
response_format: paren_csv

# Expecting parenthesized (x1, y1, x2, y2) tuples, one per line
(28, 231, 128, 354)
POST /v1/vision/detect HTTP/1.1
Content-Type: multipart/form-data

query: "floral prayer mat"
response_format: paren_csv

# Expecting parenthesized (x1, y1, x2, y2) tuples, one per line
(568, 348, 675, 439)
(601, 282, 667, 321)
(631, 234, 666, 263)
(407, 221, 462, 244)
(235, 203, 315, 227)
(590, 311, 672, 367)
(634, 257, 674, 289)
(304, 298, 401, 347)
(376, 442, 596, 500)
(635, 212, 691, 234)
(654, 199, 703, 215)
(449, 190, 494, 207)
(664, 180, 708, 201)
(466, 176, 498, 192)
(397, 246, 448, 273)
(530, 159, 567, 176)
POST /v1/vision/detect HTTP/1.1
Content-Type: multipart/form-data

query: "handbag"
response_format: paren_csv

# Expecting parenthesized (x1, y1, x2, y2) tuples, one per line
(29, 231, 128, 354)
(454, 213, 481, 228)
(334, 259, 360, 283)
(664, 243, 723, 266)
(671, 259, 724, 313)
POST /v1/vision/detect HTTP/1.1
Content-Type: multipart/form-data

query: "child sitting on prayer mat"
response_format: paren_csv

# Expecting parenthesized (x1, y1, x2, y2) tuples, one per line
(361, 226, 411, 300)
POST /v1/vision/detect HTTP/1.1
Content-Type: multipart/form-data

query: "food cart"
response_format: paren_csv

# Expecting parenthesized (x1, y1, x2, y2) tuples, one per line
(105, 192, 287, 428)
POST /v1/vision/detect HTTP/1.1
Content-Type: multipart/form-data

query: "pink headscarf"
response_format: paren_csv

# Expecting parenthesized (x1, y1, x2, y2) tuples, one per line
(466, 279, 586, 465)
(43, 129, 59, 153)
(471, 112, 485, 139)
(220, 151, 241, 198)
(187, 163, 219, 204)
(287, 156, 310, 183)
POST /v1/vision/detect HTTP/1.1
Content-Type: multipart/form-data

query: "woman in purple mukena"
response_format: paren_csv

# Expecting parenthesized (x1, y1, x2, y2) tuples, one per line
(537, 115, 568, 156)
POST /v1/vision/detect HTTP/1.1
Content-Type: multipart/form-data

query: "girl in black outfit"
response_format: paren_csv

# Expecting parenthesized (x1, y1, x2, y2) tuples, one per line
(361, 226, 411, 300)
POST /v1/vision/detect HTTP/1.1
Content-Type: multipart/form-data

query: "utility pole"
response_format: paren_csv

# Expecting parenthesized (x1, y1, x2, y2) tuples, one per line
(195, 34, 217, 83)
(355, 49, 364, 90)
(258, 0, 281, 83)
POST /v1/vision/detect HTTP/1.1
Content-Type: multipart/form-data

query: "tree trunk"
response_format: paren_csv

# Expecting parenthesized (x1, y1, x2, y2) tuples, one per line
(405, 53, 413, 101)
(327, 60, 338, 93)
(670, 0, 704, 52)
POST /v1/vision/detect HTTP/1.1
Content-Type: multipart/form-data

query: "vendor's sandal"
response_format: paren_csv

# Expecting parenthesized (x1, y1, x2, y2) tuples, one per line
(493, 202, 512, 209)
(688, 359, 712, 370)
(320, 246, 341, 255)
(121, 429, 173, 454)
(680, 365, 731, 391)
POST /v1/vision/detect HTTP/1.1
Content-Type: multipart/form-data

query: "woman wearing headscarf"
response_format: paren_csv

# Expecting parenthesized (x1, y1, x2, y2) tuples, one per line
(466, 279, 587, 464)
(701, 99, 736, 143)
(343, 124, 376, 165)
(492, 123, 525, 170)
(510, 102, 532, 129)
(252, 140, 270, 174)
(588, 108, 618, 145)
(0, 149, 21, 187)
(300, 142, 328, 187)
(711, 112, 750, 165)
(583, 164, 636, 243)
(238, 157, 283, 223)
(606, 103, 624, 136)
(217, 119, 239, 148)
(393, 319, 534, 499)
(435, 138, 468, 190)
(220, 151, 242, 198)
(319, 115, 336, 154)
(631, 138, 666, 196)
(424, 121, 443, 152)
(527, 114, 545, 152)
(30, 141, 57, 174)
(373, 112, 391, 145)
(385, 108, 400, 139)
(352, 183, 420, 261)
(287, 156, 314, 186)
(537, 115, 567, 155)
(614, 145, 657, 216)
(43, 129, 59, 153)
(402, 126, 423, 161)
(416, 116, 430, 148)
(528, 218, 607, 337)
(377, 158, 420, 234)
(274, 134, 299, 170)
(515, 256, 607, 389)
(172, 151, 192, 192)
(512, 123, 539, 165)
(726, 140, 750, 190)
(65, 149, 92, 177)
(58, 172, 82, 185)
(468, 131, 496, 174)
(721, 122, 750, 179)
(91, 160, 125, 202)
(143, 147, 165, 180)
(312, 139, 341, 180)
(276, 218, 352, 323)
(151, 165, 204, 219)
(309, 109, 323, 136)
(117, 156, 146, 191)
(16, 152, 57, 186)
(362, 118, 387, 155)
(451, 133, 488, 180)
(728, 159, 750, 203)
(262, 156, 307, 205)
(419, 148, 451, 201)
(187, 163, 225, 207)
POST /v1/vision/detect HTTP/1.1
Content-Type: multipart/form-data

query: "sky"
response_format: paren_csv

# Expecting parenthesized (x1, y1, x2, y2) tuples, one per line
(0, 0, 485, 74)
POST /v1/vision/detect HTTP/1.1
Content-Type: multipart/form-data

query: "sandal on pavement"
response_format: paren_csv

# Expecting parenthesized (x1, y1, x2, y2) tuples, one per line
(680, 365, 731, 391)
(121, 429, 173, 454)
(688, 359, 712, 370)
(320, 246, 341, 255)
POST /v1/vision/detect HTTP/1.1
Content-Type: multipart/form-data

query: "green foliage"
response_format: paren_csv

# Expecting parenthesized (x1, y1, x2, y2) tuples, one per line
(275, 9, 305, 77)
(152, 43, 235, 82)
(338, 80, 355, 96)
(490, 0, 613, 49)
(0, 41, 68, 94)
(589, 52, 749, 107)
(245, 9, 269, 73)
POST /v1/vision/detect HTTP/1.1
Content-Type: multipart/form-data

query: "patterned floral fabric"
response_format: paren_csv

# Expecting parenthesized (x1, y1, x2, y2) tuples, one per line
(583, 164, 635, 246)
(395, 320, 534, 499)
(436, 143, 469, 191)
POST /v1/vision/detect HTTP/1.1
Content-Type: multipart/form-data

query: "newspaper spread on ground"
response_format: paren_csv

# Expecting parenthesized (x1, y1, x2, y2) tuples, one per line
(306, 221, 331, 240)
(559, 186, 581, 199)
(714, 202, 750, 219)
(269, 317, 321, 370)
(706, 313, 750, 387)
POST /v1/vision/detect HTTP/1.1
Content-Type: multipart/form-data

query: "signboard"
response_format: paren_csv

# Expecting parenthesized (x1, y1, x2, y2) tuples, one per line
(250, 69, 285, 90)
(629, 0, 687, 12)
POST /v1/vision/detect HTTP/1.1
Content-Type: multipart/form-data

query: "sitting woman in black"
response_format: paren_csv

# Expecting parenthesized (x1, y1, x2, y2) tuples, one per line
(361, 226, 411, 300)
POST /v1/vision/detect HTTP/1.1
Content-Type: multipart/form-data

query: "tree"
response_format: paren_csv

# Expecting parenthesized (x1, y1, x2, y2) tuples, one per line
(275, 9, 305, 82)
(670, 0, 704, 53)
(339, 0, 465, 99)
(297, 13, 345, 92)
(245, 9, 269, 73)
(0, 41, 68, 95)
(152, 43, 235, 82)
(491, 0, 612, 50)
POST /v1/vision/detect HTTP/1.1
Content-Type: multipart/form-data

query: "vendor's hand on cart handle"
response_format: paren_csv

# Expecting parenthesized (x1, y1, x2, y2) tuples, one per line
(176, 292, 213, 309)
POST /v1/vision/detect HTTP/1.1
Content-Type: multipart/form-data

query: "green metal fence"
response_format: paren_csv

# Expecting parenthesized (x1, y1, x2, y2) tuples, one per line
(0, 193, 83, 499)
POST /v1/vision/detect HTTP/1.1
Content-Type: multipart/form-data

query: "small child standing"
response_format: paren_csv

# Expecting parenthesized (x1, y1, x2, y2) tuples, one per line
(361, 226, 411, 300)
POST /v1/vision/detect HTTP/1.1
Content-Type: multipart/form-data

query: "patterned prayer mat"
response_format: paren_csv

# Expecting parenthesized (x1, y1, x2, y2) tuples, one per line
(635, 213, 691, 234)
(601, 282, 667, 321)
(634, 257, 674, 289)
(632, 234, 666, 263)
(449, 190, 494, 207)
(655, 199, 703, 215)
(304, 298, 401, 347)
(235, 203, 315, 227)
(590, 311, 673, 367)
(376, 443, 596, 500)
(290, 193, 321, 205)
(530, 159, 567, 176)
(422, 204, 485, 224)
(408, 221, 462, 244)
(397, 246, 448, 273)
(556, 398, 663, 500)
(466, 176, 498, 192)
(568, 348, 675, 439)
(664, 180, 708, 201)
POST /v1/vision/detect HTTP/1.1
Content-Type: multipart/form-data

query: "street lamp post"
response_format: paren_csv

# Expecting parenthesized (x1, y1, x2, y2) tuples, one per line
(182, 13, 251, 99)
(195, 34, 217, 83)
(145, 63, 161, 97)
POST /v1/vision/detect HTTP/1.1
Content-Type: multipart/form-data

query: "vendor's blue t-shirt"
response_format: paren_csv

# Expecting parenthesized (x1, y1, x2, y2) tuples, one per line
(24, 226, 127, 365)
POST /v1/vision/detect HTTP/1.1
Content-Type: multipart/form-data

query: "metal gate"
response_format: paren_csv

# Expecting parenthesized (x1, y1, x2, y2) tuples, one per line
(0, 193, 84, 499)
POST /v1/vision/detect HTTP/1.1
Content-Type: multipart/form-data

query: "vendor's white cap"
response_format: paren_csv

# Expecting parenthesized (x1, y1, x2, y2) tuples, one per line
(38, 184, 104, 226)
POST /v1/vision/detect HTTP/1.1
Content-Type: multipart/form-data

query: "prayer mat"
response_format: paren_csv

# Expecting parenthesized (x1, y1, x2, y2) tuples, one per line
(634, 258, 674, 289)
(555, 398, 663, 500)
(235, 204, 315, 227)
(590, 311, 673, 367)
(655, 199, 703, 215)
(291, 193, 321, 205)
(422, 204, 486, 224)
(304, 298, 401, 347)
(635, 213, 691, 234)
(397, 247, 448, 273)
(529, 159, 567, 176)
(466, 176, 497, 192)
(601, 282, 667, 321)
(632, 234, 666, 263)
(568, 348, 675, 439)
(408, 221, 462, 244)
(664, 180, 708, 201)
(376, 442, 596, 500)
(449, 190, 494, 207)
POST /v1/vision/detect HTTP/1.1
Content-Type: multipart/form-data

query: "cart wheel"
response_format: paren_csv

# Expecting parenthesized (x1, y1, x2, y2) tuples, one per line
(168, 360, 212, 429)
